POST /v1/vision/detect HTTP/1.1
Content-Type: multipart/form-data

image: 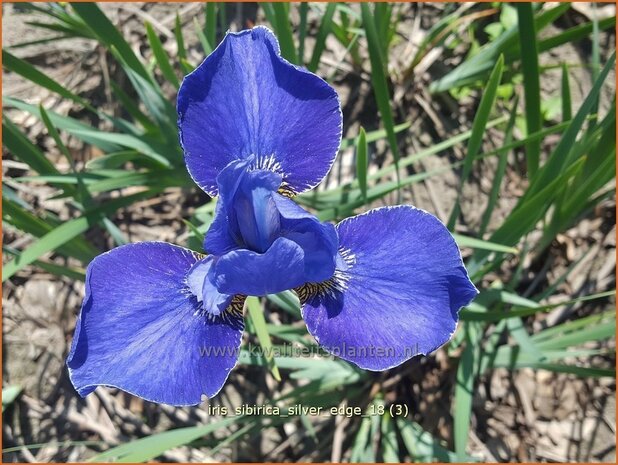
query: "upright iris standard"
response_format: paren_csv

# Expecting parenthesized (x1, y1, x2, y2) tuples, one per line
(67, 27, 478, 406)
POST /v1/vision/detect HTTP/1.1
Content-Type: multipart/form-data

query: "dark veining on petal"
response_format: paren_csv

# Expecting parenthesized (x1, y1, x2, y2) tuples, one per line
(294, 246, 355, 305)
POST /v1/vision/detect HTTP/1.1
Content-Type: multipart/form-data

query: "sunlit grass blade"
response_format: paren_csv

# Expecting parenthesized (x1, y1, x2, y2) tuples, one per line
(298, 2, 309, 64)
(431, 3, 569, 93)
(454, 322, 480, 460)
(108, 82, 156, 132)
(532, 308, 615, 344)
(537, 15, 615, 59)
(3, 245, 86, 281)
(4, 97, 122, 152)
(470, 157, 585, 271)
(270, 3, 297, 64)
(479, 96, 518, 237)
(204, 2, 217, 50)
(340, 121, 410, 150)
(69, 129, 173, 168)
(453, 234, 518, 254)
(2, 385, 22, 412)
(174, 13, 193, 75)
(535, 317, 616, 351)
(3, 117, 58, 176)
(507, 316, 546, 362)
(356, 127, 368, 202)
(561, 63, 572, 121)
(361, 2, 401, 189)
(71, 2, 151, 82)
(194, 17, 213, 55)
(527, 51, 615, 197)
(380, 414, 399, 462)
(267, 290, 301, 318)
(3, 50, 92, 111)
(462, 290, 615, 322)
(351, 416, 374, 462)
(308, 2, 337, 72)
(38, 104, 93, 204)
(397, 418, 461, 462)
(2, 190, 159, 281)
(106, 45, 177, 139)
(145, 22, 180, 88)
(89, 417, 241, 462)
(246, 297, 281, 382)
(2, 198, 96, 262)
(517, 2, 541, 177)
(447, 54, 504, 230)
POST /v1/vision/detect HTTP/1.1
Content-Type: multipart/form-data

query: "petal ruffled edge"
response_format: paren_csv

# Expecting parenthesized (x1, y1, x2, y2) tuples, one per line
(178, 26, 343, 197)
(299, 206, 478, 371)
(67, 242, 246, 405)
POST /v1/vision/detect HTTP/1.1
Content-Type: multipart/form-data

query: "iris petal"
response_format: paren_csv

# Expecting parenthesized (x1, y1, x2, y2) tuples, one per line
(67, 242, 244, 405)
(274, 196, 338, 283)
(233, 169, 282, 253)
(178, 26, 342, 196)
(214, 237, 307, 295)
(204, 159, 339, 294)
(300, 206, 478, 371)
(205, 159, 283, 255)
(187, 256, 235, 315)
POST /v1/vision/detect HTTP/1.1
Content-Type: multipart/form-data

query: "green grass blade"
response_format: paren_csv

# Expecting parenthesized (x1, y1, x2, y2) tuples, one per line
(351, 416, 374, 462)
(479, 96, 518, 237)
(205, 2, 217, 49)
(380, 414, 399, 463)
(356, 127, 368, 202)
(174, 13, 187, 61)
(561, 63, 572, 121)
(453, 234, 518, 254)
(174, 13, 193, 75)
(298, 2, 309, 64)
(246, 297, 281, 382)
(4, 97, 122, 152)
(2, 198, 97, 262)
(431, 3, 570, 93)
(2, 386, 22, 412)
(69, 129, 172, 168)
(3, 117, 58, 175)
(2, 215, 95, 281)
(470, 157, 585, 270)
(71, 2, 151, 82)
(90, 417, 240, 462)
(361, 2, 401, 189)
(506, 316, 545, 362)
(520, 363, 614, 378)
(109, 80, 157, 132)
(3, 50, 92, 110)
(397, 419, 461, 462)
(108, 51, 178, 141)
(194, 17, 213, 55)
(2, 190, 159, 281)
(145, 22, 180, 88)
(454, 323, 480, 460)
(537, 15, 615, 60)
(308, 3, 337, 72)
(270, 3, 297, 64)
(3, 245, 86, 281)
(527, 51, 615, 197)
(516, 2, 542, 177)
(447, 54, 504, 230)
(462, 290, 615, 322)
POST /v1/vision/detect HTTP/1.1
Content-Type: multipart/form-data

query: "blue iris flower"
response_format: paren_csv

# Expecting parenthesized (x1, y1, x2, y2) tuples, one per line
(67, 27, 478, 406)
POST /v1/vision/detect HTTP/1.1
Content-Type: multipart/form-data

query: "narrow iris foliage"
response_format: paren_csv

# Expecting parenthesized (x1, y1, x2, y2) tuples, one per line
(67, 27, 478, 406)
